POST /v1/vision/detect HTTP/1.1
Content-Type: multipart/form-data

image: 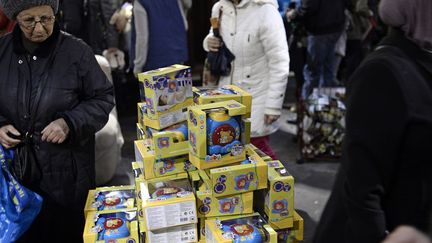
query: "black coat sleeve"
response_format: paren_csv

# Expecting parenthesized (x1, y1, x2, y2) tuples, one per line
(60, 45, 114, 143)
(343, 60, 407, 242)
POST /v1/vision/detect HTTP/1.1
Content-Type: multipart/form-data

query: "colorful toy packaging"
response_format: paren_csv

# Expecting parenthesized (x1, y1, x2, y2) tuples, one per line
(136, 122, 146, 140)
(84, 186, 136, 219)
(192, 85, 252, 117)
(83, 209, 139, 243)
(138, 64, 193, 129)
(134, 140, 195, 180)
(205, 213, 277, 243)
(274, 211, 304, 243)
(196, 191, 254, 218)
(188, 100, 251, 170)
(264, 161, 295, 229)
(145, 223, 198, 243)
(200, 145, 268, 197)
(146, 122, 190, 158)
(140, 173, 198, 231)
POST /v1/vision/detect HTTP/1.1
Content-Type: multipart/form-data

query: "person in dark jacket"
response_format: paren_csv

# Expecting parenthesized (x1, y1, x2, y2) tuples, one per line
(287, 0, 349, 98)
(312, 0, 432, 242)
(0, 0, 114, 242)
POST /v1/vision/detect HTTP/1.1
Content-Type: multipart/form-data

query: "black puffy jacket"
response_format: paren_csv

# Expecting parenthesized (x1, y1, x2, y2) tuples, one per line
(0, 24, 114, 210)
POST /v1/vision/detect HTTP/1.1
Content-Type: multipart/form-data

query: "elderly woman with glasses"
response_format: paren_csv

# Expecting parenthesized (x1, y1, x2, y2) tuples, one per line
(0, 0, 114, 242)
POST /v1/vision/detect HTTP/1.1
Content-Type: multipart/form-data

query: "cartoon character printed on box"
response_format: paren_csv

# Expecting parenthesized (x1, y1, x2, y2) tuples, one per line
(220, 217, 265, 243)
(156, 158, 176, 175)
(206, 110, 242, 156)
(156, 70, 192, 110)
(271, 179, 292, 217)
(219, 196, 240, 214)
(94, 212, 135, 241)
(93, 190, 134, 210)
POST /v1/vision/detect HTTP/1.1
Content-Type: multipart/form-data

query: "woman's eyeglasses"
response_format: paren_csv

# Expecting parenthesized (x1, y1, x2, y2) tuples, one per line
(18, 15, 55, 30)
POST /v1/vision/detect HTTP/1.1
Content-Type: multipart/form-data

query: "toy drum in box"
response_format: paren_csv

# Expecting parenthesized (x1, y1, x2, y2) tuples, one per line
(188, 100, 250, 170)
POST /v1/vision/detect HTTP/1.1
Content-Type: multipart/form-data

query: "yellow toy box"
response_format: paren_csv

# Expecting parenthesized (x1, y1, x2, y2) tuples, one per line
(192, 85, 252, 118)
(137, 102, 146, 129)
(138, 64, 193, 130)
(274, 211, 304, 243)
(196, 191, 254, 218)
(83, 209, 139, 243)
(146, 121, 190, 158)
(134, 140, 195, 180)
(140, 173, 198, 231)
(205, 213, 277, 243)
(203, 145, 267, 197)
(136, 122, 146, 140)
(264, 161, 295, 229)
(188, 100, 251, 170)
(84, 186, 135, 219)
(145, 223, 198, 243)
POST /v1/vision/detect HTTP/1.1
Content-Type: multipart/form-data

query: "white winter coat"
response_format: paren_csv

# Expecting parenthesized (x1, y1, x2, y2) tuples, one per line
(203, 0, 290, 137)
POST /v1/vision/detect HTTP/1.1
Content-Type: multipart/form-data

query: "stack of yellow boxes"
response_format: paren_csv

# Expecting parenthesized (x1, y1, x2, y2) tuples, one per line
(134, 65, 199, 243)
(83, 65, 304, 242)
(82, 186, 140, 242)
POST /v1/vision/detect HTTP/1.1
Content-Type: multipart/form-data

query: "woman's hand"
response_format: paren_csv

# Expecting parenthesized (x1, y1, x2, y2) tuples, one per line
(41, 118, 70, 144)
(207, 36, 221, 52)
(265, 114, 280, 125)
(0, 125, 22, 148)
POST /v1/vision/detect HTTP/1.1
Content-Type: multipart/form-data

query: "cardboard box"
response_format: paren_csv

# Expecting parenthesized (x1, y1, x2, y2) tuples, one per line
(83, 209, 139, 243)
(196, 191, 253, 218)
(140, 173, 198, 231)
(146, 122, 189, 158)
(204, 145, 268, 197)
(134, 140, 195, 180)
(138, 64, 193, 129)
(205, 213, 277, 243)
(274, 211, 304, 243)
(188, 100, 250, 170)
(146, 223, 198, 243)
(84, 186, 135, 219)
(136, 122, 146, 140)
(264, 161, 295, 228)
(192, 85, 252, 118)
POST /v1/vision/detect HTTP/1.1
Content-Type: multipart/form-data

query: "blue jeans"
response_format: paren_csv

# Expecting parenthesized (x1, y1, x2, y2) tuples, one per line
(302, 32, 342, 99)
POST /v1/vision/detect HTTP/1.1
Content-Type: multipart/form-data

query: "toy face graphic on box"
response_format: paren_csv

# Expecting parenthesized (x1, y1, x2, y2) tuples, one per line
(264, 161, 295, 229)
(84, 186, 135, 218)
(146, 223, 198, 243)
(196, 191, 253, 218)
(141, 173, 197, 231)
(138, 64, 193, 129)
(84, 210, 139, 243)
(193, 85, 252, 118)
(188, 100, 251, 170)
(205, 214, 277, 243)
(202, 145, 267, 197)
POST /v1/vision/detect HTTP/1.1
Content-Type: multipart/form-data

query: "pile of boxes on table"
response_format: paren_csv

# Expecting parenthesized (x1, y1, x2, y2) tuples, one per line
(82, 64, 304, 242)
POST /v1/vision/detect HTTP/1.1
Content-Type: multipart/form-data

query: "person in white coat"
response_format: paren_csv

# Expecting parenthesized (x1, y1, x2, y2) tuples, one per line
(203, 0, 289, 159)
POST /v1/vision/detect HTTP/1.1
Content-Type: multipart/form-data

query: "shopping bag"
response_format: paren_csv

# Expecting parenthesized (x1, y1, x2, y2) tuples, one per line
(0, 145, 43, 242)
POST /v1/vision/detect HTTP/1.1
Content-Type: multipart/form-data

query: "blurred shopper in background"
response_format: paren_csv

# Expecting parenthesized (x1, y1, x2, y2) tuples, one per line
(0, 0, 114, 241)
(287, 0, 348, 99)
(313, 0, 432, 242)
(203, 0, 289, 159)
(0, 5, 14, 36)
(131, 0, 191, 74)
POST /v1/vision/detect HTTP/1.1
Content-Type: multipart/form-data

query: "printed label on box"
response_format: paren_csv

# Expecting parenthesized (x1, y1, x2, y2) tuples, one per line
(145, 201, 196, 230)
(148, 224, 197, 243)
